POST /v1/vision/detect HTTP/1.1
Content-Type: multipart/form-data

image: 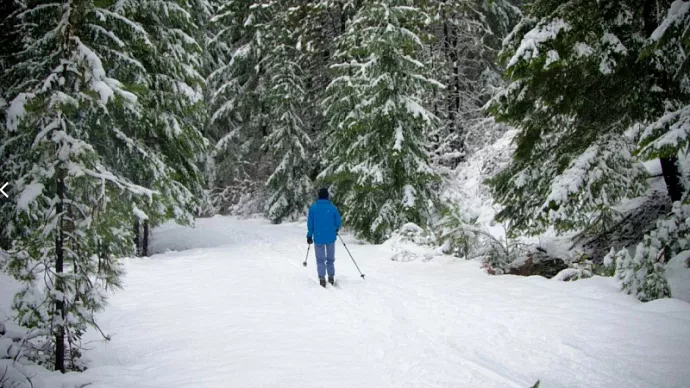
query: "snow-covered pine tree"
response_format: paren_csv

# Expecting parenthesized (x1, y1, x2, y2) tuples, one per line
(608, 191, 689, 301)
(557, 1, 688, 302)
(638, 0, 689, 168)
(118, 0, 208, 227)
(0, 0, 159, 371)
(607, 0, 689, 301)
(486, 0, 687, 236)
(610, 234, 673, 302)
(321, 0, 443, 243)
(628, 0, 689, 301)
(262, 4, 313, 223)
(198, 0, 228, 195)
(289, 0, 352, 173)
(207, 0, 274, 213)
(0, 0, 22, 75)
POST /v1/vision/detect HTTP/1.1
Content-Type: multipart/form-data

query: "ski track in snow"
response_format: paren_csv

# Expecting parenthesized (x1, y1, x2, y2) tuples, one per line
(77, 216, 690, 388)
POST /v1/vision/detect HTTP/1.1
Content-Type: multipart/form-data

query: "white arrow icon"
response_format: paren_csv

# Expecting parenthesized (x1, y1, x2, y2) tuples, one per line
(0, 183, 8, 198)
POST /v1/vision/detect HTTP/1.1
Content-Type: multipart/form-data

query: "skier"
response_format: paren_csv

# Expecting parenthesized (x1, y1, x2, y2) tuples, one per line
(307, 187, 342, 287)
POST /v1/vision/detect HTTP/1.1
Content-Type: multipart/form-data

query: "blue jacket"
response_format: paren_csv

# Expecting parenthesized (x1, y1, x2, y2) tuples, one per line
(307, 199, 342, 245)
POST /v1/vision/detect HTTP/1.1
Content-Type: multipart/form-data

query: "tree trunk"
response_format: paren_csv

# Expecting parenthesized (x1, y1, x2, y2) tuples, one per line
(134, 219, 140, 257)
(143, 220, 149, 257)
(642, 2, 685, 203)
(442, 17, 455, 135)
(451, 35, 464, 166)
(660, 156, 683, 202)
(55, 170, 66, 373)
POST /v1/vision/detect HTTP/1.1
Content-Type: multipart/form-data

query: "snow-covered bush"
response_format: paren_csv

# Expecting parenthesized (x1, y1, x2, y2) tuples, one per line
(1, 322, 44, 388)
(0, 320, 90, 388)
(197, 189, 216, 218)
(610, 235, 672, 302)
(436, 206, 479, 259)
(477, 225, 528, 274)
(607, 197, 689, 301)
(387, 223, 438, 262)
(394, 223, 436, 246)
(554, 254, 594, 282)
(594, 252, 617, 277)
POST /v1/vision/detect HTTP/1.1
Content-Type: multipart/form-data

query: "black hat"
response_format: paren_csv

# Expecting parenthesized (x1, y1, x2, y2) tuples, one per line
(318, 187, 329, 200)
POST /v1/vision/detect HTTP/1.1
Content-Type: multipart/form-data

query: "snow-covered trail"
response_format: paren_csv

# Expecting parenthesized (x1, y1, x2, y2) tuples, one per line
(81, 216, 690, 388)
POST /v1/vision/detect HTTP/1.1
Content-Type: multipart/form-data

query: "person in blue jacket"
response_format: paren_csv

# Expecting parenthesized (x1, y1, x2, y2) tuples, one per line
(307, 187, 342, 287)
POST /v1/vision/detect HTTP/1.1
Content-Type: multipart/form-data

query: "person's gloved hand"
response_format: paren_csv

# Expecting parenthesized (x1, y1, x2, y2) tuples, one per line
(307, 236, 313, 245)
(336, 229, 339, 236)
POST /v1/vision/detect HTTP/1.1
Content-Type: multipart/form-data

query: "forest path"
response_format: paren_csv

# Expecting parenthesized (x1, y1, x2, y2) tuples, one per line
(80, 216, 690, 388)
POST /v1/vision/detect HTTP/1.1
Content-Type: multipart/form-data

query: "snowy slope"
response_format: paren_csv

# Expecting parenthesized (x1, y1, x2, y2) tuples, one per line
(68, 216, 690, 388)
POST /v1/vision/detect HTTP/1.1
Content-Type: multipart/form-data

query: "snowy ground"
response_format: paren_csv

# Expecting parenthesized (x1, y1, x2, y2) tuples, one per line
(3, 215, 690, 387)
(68, 216, 690, 388)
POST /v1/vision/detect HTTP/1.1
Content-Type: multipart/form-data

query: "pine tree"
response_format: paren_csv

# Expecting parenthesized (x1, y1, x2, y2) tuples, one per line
(321, 0, 443, 243)
(638, 0, 690, 164)
(611, 234, 673, 302)
(611, 248, 637, 295)
(263, 4, 314, 223)
(487, 0, 687, 236)
(288, 1, 351, 173)
(197, 0, 231, 208)
(118, 0, 208, 226)
(0, 0, 190, 371)
(607, 193, 688, 302)
(207, 0, 274, 213)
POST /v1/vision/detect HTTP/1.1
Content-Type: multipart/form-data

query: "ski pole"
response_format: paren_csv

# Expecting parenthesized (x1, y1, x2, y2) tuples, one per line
(338, 234, 365, 280)
(303, 244, 310, 267)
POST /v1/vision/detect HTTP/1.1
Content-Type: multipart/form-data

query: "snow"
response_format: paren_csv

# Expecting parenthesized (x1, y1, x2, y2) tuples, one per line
(643, 158, 663, 176)
(507, 19, 571, 68)
(57, 216, 690, 388)
(244, 13, 254, 27)
(442, 129, 517, 244)
(667, 250, 690, 303)
(594, 32, 628, 76)
(132, 205, 148, 220)
(640, 104, 690, 154)
(599, 57, 615, 75)
(393, 124, 404, 151)
(402, 184, 416, 208)
(6, 93, 34, 132)
(17, 183, 44, 211)
(553, 267, 580, 281)
(544, 49, 559, 67)
(602, 32, 627, 54)
(402, 96, 435, 124)
(544, 144, 598, 214)
(651, 0, 690, 41)
(73, 37, 137, 104)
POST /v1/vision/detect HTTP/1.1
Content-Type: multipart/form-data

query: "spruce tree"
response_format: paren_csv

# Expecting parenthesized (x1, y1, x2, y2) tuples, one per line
(207, 0, 274, 209)
(638, 0, 690, 164)
(488, 0, 687, 236)
(263, 4, 314, 223)
(119, 0, 208, 226)
(0, 0, 204, 371)
(321, 0, 443, 243)
(287, 0, 346, 174)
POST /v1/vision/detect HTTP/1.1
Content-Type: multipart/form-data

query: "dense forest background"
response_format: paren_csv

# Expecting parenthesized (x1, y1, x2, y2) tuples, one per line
(0, 0, 688, 378)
